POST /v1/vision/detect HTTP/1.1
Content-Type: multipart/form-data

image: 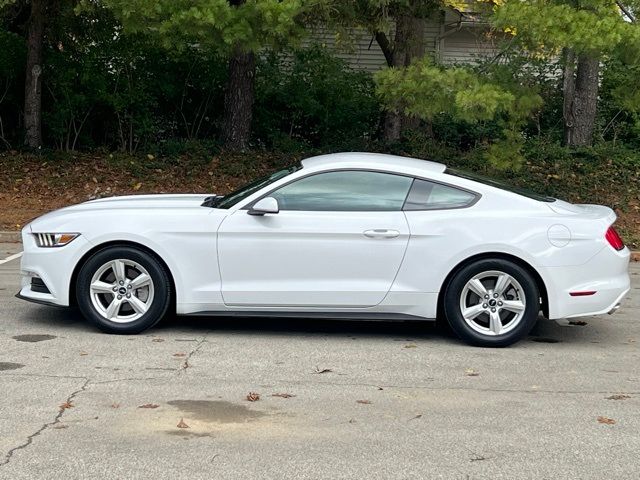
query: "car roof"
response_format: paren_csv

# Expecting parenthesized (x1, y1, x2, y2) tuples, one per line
(301, 152, 446, 174)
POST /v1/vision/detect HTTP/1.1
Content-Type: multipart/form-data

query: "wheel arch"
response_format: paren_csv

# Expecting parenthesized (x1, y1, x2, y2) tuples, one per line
(436, 252, 549, 319)
(69, 240, 177, 309)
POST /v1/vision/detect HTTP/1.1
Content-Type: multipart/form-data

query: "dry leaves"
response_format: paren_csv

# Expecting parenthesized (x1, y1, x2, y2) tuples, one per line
(59, 401, 74, 410)
(177, 418, 190, 429)
(173, 353, 186, 357)
(271, 393, 296, 398)
(606, 394, 631, 401)
(465, 369, 480, 377)
(597, 416, 616, 425)
(404, 344, 417, 349)
(53, 424, 69, 429)
(246, 392, 260, 402)
(313, 367, 333, 374)
(79, 351, 89, 356)
(151, 338, 164, 343)
(356, 399, 372, 405)
(568, 320, 588, 326)
(111, 402, 121, 409)
(138, 403, 160, 409)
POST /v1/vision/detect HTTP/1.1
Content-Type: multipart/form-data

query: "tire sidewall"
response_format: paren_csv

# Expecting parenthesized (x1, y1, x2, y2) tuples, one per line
(444, 259, 539, 347)
(76, 246, 171, 334)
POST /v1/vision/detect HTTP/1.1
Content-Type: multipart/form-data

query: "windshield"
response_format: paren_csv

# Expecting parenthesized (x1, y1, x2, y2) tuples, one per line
(214, 165, 301, 209)
(445, 168, 556, 203)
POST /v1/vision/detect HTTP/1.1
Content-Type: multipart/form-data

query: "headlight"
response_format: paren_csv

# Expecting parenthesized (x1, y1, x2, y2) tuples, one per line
(33, 233, 80, 248)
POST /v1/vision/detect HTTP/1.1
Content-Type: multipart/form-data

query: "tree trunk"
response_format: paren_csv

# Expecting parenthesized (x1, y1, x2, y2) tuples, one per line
(378, 11, 426, 142)
(563, 52, 600, 147)
(221, 47, 255, 151)
(24, 0, 46, 149)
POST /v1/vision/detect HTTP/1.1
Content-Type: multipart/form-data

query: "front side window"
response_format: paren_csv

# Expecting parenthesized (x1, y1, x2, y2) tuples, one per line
(403, 179, 477, 210)
(216, 166, 300, 209)
(268, 170, 413, 212)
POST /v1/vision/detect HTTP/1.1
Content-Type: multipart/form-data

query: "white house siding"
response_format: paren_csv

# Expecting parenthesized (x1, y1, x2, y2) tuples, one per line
(304, 6, 498, 72)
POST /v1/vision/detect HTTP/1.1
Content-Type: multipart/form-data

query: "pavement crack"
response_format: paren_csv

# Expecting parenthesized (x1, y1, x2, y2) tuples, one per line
(0, 377, 90, 467)
(178, 335, 206, 373)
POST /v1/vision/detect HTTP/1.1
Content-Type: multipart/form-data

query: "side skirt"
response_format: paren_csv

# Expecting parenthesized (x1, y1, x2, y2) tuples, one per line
(182, 311, 435, 322)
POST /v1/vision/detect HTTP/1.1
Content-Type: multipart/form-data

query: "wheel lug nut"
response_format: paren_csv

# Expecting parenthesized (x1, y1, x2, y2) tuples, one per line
(484, 294, 489, 299)
(482, 303, 488, 308)
(498, 301, 503, 306)
(126, 293, 131, 298)
(112, 287, 117, 292)
(127, 285, 132, 289)
(117, 295, 122, 300)
(119, 280, 124, 285)
(493, 293, 499, 298)
(491, 308, 496, 313)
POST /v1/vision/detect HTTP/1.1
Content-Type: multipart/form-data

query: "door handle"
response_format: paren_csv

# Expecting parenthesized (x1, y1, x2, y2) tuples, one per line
(363, 229, 400, 239)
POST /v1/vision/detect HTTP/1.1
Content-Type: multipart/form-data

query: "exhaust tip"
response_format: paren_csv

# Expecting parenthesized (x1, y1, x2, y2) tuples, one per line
(608, 304, 621, 315)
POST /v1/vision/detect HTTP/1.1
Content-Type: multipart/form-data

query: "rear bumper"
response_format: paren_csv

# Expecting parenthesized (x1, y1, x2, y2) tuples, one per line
(543, 245, 630, 320)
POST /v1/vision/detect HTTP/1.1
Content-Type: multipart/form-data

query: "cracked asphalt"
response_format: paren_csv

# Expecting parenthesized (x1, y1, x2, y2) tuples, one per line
(1, 241, 639, 479)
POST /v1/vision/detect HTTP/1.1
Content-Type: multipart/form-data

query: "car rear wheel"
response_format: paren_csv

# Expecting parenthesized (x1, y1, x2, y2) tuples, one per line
(76, 246, 171, 334)
(443, 259, 539, 347)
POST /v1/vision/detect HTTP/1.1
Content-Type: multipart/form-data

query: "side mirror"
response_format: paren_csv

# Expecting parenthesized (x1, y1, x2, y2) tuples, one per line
(248, 197, 279, 216)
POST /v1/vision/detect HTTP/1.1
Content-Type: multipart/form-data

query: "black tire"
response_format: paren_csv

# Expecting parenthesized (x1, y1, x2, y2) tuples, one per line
(443, 258, 539, 347)
(76, 246, 171, 334)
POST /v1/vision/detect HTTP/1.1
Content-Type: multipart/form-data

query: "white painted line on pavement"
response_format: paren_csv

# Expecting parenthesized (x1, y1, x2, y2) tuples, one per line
(0, 252, 23, 265)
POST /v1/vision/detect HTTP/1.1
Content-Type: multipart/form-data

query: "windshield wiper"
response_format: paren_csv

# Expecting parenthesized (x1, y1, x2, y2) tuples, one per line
(201, 195, 224, 208)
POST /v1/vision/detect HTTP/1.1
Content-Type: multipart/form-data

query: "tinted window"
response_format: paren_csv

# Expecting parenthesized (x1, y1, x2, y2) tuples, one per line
(446, 168, 556, 203)
(216, 166, 300, 209)
(403, 179, 477, 210)
(269, 170, 413, 211)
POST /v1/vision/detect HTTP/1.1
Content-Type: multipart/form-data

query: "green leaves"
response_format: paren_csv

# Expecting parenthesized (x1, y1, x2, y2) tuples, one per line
(493, 0, 640, 57)
(375, 57, 542, 168)
(104, 0, 309, 54)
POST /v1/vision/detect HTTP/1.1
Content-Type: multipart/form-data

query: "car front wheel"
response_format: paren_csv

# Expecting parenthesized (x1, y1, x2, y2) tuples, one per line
(76, 246, 171, 334)
(443, 259, 539, 347)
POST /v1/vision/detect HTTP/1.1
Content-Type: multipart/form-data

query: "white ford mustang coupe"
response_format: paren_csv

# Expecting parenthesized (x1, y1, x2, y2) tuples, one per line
(17, 153, 630, 346)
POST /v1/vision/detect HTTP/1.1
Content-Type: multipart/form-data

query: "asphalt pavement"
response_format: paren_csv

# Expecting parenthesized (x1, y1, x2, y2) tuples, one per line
(0, 242, 638, 479)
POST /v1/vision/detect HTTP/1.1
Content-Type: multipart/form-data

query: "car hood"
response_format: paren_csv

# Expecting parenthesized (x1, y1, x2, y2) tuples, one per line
(76, 194, 213, 210)
(28, 194, 216, 231)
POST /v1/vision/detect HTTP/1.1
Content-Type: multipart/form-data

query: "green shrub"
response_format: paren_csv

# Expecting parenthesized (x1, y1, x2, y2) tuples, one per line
(253, 46, 380, 151)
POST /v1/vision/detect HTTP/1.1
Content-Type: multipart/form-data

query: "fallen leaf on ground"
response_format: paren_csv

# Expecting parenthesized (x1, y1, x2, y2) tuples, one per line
(59, 401, 74, 410)
(597, 416, 616, 425)
(404, 344, 417, 349)
(313, 367, 333, 374)
(465, 369, 480, 377)
(111, 402, 121, 409)
(356, 399, 372, 405)
(271, 393, 295, 398)
(246, 392, 260, 402)
(568, 320, 588, 326)
(606, 394, 631, 400)
(138, 403, 159, 409)
(79, 351, 88, 356)
(151, 338, 164, 343)
(173, 353, 186, 357)
(410, 414, 423, 420)
(133, 182, 142, 191)
(177, 418, 189, 428)
(53, 424, 68, 429)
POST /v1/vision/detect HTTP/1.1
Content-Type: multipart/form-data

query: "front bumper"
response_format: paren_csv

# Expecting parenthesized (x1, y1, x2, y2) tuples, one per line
(17, 228, 90, 307)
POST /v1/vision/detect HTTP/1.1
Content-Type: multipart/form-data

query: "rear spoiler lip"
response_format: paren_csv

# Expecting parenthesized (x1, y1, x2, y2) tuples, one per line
(547, 201, 617, 224)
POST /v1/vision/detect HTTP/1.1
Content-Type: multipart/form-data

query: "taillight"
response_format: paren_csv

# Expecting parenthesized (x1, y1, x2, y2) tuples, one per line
(605, 226, 624, 251)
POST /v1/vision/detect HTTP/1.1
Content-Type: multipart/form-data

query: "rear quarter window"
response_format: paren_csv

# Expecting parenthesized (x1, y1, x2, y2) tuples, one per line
(403, 179, 478, 211)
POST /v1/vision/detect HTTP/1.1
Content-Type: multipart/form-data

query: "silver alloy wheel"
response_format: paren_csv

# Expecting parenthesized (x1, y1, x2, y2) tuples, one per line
(459, 270, 526, 336)
(89, 259, 154, 323)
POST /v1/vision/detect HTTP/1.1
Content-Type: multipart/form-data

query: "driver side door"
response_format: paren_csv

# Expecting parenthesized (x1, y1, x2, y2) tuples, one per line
(216, 170, 412, 308)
